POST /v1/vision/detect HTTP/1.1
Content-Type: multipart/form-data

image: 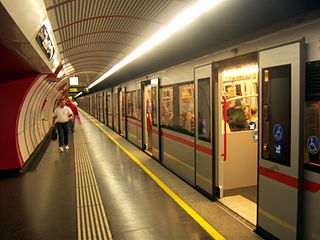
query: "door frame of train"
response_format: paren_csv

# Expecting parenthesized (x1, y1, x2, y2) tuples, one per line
(118, 87, 127, 138)
(194, 64, 215, 199)
(141, 79, 161, 161)
(141, 80, 150, 152)
(256, 39, 305, 240)
(213, 52, 258, 199)
(111, 89, 114, 130)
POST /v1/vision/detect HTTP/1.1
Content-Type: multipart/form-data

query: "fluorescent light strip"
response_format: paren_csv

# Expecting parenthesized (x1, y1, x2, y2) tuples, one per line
(88, 0, 224, 89)
(75, 92, 83, 98)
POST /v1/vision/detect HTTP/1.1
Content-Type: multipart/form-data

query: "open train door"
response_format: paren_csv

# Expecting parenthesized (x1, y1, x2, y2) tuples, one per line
(257, 40, 305, 239)
(141, 79, 160, 161)
(119, 87, 127, 137)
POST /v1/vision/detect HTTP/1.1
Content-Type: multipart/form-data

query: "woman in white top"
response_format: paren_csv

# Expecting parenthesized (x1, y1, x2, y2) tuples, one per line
(52, 99, 73, 152)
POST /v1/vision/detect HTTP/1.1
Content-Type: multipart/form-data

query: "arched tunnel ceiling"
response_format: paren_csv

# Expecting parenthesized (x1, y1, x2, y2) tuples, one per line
(44, 0, 320, 93)
(45, 0, 198, 88)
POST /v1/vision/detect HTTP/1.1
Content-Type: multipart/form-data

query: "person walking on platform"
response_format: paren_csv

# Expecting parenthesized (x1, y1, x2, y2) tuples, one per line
(66, 98, 79, 133)
(52, 98, 73, 152)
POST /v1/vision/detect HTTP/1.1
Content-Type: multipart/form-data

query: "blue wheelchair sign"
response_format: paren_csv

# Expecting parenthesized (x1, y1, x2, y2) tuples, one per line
(273, 124, 283, 141)
(248, 121, 256, 130)
(307, 136, 319, 154)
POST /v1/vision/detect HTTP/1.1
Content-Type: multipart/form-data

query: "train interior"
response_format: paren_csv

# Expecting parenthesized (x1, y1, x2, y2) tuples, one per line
(217, 60, 259, 225)
(119, 89, 126, 137)
(143, 84, 153, 155)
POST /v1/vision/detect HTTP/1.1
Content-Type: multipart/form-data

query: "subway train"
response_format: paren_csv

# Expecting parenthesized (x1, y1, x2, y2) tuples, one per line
(77, 18, 320, 240)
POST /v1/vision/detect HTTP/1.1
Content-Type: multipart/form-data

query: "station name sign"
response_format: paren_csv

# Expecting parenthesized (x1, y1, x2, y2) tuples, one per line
(35, 25, 55, 60)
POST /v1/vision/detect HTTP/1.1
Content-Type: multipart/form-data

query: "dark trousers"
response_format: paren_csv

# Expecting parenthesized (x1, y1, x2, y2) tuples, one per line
(69, 118, 75, 132)
(56, 122, 69, 147)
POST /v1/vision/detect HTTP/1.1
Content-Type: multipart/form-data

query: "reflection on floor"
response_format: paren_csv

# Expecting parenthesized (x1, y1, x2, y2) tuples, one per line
(219, 195, 257, 225)
(220, 185, 257, 225)
(224, 185, 257, 203)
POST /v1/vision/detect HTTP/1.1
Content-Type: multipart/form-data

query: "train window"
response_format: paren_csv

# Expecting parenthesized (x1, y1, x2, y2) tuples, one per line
(126, 92, 133, 118)
(179, 84, 194, 134)
(304, 102, 320, 166)
(132, 91, 137, 119)
(113, 93, 118, 114)
(160, 87, 173, 127)
(198, 78, 211, 142)
(152, 87, 157, 125)
(261, 65, 291, 165)
(137, 89, 141, 121)
(107, 94, 111, 113)
(304, 61, 320, 172)
(220, 63, 258, 132)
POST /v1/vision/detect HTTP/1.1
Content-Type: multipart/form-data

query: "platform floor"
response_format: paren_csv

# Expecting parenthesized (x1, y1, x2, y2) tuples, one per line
(0, 112, 263, 240)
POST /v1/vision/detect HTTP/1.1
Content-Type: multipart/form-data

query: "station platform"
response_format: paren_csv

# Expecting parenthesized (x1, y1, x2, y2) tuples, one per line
(0, 111, 263, 240)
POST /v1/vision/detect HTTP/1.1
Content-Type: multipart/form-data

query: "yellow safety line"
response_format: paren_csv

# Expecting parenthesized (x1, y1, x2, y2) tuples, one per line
(128, 133, 137, 139)
(258, 208, 296, 233)
(152, 148, 159, 153)
(164, 152, 194, 171)
(81, 110, 225, 240)
(164, 152, 212, 184)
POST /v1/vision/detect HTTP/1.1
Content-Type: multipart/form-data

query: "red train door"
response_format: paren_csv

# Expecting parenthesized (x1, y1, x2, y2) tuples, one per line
(257, 40, 305, 239)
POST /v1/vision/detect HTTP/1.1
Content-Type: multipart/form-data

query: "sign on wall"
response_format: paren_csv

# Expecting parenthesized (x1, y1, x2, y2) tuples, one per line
(35, 25, 55, 60)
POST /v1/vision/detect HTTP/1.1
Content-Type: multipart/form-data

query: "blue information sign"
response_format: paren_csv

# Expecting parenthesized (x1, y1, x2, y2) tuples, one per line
(274, 141, 283, 155)
(273, 124, 283, 141)
(248, 121, 256, 130)
(307, 136, 319, 154)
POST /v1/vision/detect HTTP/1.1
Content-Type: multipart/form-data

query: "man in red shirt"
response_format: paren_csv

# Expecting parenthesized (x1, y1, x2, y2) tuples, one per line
(66, 98, 79, 133)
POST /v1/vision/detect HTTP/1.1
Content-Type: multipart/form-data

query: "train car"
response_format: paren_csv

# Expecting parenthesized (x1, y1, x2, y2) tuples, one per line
(78, 18, 320, 240)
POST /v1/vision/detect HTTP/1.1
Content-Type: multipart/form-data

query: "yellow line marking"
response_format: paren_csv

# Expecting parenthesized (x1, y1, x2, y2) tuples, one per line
(258, 208, 296, 233)
(152, 148, 159, 153)
(164, 152, 194, 171)
(128, 133, 137, 139)
(312, 233, 320, 240)
(164, 152, 212, 184)
(81, 110, 225, 240)
(196, 173, 212, 185)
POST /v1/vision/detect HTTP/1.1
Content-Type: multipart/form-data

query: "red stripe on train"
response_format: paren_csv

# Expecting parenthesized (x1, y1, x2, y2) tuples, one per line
(304, 179, 320, 193)
(259, 166, 298, 188)
(126, 121, 212, 155)
(259, 166, 320, 193)
(161, 131, 194, 147)
(127, 119, 141, 128)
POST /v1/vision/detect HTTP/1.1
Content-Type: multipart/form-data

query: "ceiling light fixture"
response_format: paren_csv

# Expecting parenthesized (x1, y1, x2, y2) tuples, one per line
(75, 92, 83, 98)
(88, 0, 224, 89)
(69, 76, 79, 85)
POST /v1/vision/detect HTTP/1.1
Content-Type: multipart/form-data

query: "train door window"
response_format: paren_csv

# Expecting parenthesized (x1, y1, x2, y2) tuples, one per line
(126, 92, 132, 118)
(132, 91, 137, 119)
(305, 61, 320, 172)
(261, 65, 291, 165)
(152, 87, 157, 125)
(198, 78, 211, 141)
(179, 83, 195, 134)
(137, 89, 141, 121)
(160, 87, 173, 127)
(217, 61, 258, 225)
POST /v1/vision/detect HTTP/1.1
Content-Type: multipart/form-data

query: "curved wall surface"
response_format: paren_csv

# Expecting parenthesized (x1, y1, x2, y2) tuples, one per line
(0, 73, 67, 170)
(17, 75, 64, 164)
